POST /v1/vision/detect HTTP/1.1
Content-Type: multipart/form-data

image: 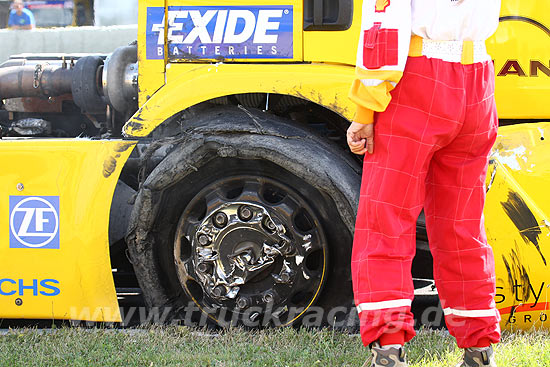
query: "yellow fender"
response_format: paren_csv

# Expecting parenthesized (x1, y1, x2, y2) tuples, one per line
(123, 62, 357, 137)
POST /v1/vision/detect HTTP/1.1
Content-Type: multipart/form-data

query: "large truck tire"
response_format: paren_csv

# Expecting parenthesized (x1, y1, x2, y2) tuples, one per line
(126, 105, 361, 329)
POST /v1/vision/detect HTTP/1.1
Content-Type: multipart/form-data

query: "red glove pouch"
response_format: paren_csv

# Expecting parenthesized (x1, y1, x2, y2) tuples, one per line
(363, 22, 399, 69)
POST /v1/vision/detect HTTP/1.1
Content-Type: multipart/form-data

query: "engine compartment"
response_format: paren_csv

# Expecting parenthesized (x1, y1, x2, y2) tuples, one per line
(0, 46, 137, 139)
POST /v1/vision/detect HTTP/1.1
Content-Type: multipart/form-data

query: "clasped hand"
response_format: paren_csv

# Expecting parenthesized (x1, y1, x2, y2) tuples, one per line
(346, 122, 374, 155)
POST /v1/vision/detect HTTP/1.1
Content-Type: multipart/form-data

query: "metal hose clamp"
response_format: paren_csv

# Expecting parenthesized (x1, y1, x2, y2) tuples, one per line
(33, 64, 43, 89)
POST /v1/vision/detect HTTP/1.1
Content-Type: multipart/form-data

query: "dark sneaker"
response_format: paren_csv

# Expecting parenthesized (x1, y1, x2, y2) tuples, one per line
(456, 346, 497, 367)
(362, 342, 408, 367)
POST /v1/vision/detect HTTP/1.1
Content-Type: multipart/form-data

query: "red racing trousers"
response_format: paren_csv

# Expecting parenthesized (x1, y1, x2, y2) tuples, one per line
(352, 56, 502, 349)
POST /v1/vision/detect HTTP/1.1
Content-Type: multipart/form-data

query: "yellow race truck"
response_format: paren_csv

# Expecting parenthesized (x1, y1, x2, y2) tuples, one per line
(0, 0, 548, 330)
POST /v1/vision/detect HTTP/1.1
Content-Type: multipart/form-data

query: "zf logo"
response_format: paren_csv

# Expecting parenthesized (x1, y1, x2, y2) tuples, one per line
(9, 196, 60, 249)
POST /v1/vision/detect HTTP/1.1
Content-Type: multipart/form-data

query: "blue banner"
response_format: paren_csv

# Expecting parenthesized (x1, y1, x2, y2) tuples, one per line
(146, 5, 294, 60)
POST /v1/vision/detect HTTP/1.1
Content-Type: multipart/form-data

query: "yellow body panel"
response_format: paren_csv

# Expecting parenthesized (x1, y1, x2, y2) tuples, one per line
(124, 62, 356, 137)
(302, 1, 361, 64)
(487, 1, 550, 119)
(486, 123, 550, 330)
(0, 139, 135, 322)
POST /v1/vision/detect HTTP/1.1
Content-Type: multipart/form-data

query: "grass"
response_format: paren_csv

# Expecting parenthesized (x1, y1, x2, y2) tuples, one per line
(0, 326, 548, 366)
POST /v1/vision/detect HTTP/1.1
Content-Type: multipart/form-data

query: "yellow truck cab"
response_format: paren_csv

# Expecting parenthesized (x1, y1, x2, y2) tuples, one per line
(0, 0, 548, 331)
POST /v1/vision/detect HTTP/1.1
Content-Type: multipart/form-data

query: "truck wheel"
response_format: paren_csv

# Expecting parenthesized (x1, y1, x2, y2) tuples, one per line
(126, 105, 361, 328)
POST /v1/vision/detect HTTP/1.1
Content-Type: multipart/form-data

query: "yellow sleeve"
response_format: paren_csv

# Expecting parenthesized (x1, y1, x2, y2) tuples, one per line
(349, 70, 403, 124)
(349, 0, 412, 124)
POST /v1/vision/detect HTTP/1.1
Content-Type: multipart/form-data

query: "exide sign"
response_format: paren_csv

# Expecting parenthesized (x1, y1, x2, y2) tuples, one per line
(146, 6, 294, 60)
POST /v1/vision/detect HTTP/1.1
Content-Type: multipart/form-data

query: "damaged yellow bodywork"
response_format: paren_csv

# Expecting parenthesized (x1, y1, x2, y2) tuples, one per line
(0, 139, 135, 322)
(1, 0, 549, 332)
(124, 0, 363, 137)
(486, 123, 550, 330)
(124, 62, 356, 137)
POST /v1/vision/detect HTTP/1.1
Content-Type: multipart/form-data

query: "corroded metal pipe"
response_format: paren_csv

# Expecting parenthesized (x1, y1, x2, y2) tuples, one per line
(0, 65, 72, 99)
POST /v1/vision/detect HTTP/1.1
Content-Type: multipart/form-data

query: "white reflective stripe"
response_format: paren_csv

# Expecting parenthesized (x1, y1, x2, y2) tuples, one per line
(356, 299, 412, 313)
(361, 79, 384, 87)
(443, 308, 497, 318)
(360, 79, 398, 88)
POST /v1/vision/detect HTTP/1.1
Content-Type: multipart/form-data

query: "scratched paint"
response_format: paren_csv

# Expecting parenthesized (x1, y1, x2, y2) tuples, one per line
(482, 122, 550, 329)
(501, 246, 531, 305)
(103, 142, 136, 178)
(492, 145, 528, 171)
(501, 191, 547, 265)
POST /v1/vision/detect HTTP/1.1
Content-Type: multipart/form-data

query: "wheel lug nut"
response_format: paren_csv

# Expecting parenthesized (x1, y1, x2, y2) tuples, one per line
(198, 234, 210, 246)
(212, 285, 225, 297)
(280, 273, 291, 283)
(213, 212, 228, 228)
(263, 291, 276, 304)
(236, 296, 249, 309)
(238, 205, 253, 221)
(262, 217, 276, 232)
(197, 262, 211, 273)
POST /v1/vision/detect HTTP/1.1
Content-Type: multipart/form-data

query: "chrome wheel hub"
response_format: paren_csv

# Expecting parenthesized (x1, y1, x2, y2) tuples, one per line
(174, 176, 328, 325)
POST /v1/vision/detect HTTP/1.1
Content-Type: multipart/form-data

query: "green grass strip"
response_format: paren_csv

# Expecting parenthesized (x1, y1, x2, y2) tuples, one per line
(0, 327, 548, 366)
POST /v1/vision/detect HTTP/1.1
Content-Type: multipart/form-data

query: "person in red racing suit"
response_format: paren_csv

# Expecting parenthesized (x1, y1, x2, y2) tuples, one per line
(347, 0, 502, 366)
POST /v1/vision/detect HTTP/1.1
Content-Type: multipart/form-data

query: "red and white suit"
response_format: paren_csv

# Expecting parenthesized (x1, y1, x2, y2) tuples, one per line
(349, 0, 502, 348)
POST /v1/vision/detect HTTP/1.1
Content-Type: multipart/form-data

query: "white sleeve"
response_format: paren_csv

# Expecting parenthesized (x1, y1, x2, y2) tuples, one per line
(349, 0, 412, 124)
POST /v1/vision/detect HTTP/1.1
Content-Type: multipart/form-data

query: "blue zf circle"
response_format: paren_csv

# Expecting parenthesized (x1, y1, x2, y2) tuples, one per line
(9, 196, 60, 249)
